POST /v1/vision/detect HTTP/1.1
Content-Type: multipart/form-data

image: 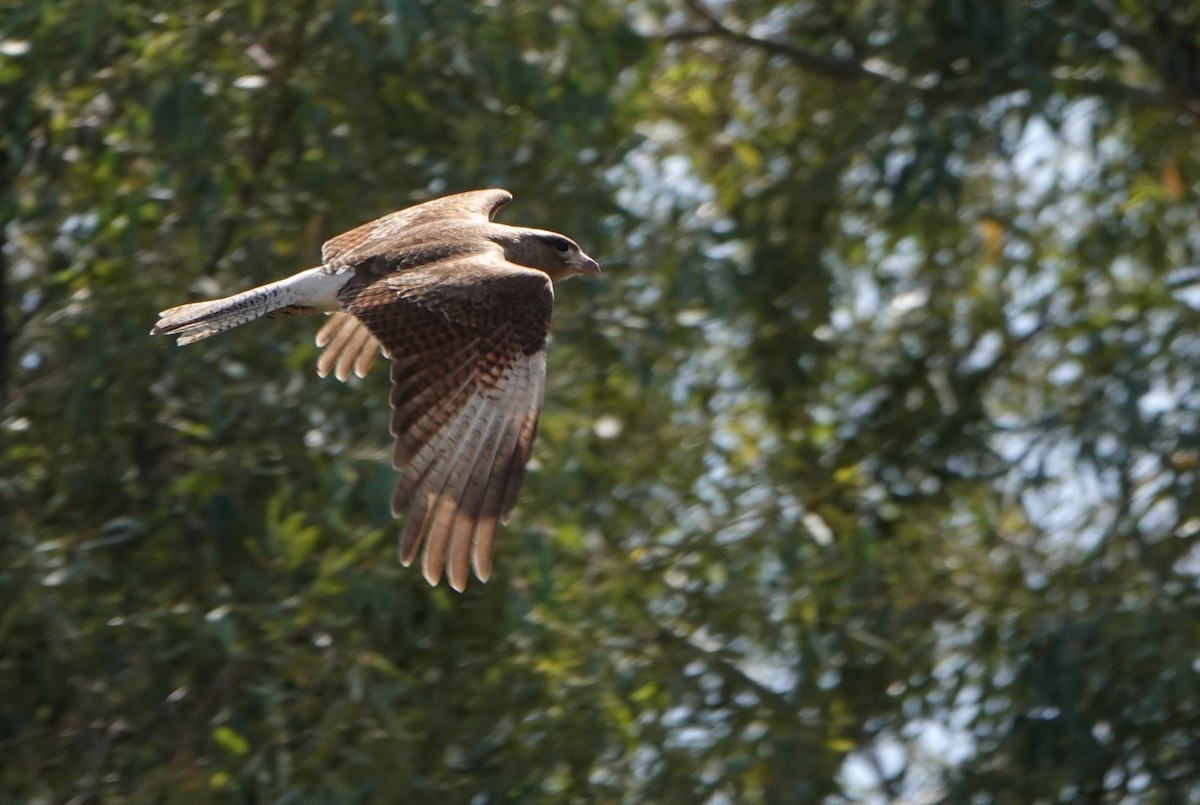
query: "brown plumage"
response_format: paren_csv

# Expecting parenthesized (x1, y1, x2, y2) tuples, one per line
(152, 189, 600, 590)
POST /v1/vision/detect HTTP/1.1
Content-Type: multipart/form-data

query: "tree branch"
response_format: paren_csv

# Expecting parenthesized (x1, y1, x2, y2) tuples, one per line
(662, 0, 1194, 119)
(660, 0, 897, 85)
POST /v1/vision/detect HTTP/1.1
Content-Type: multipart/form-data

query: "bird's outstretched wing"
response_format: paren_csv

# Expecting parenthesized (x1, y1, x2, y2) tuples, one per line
(314, 189, 514, 379)
(321, 188, 512, 268)
(338, 253, 553, 591)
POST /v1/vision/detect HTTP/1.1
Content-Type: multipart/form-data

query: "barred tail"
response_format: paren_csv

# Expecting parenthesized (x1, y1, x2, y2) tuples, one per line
(152, 268, 345, 345)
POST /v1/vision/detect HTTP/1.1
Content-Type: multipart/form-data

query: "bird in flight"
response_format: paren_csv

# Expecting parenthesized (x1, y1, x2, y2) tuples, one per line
(153, 189, 600, 591)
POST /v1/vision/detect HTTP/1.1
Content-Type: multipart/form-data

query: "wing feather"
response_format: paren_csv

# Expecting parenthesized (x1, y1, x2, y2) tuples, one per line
(335, 255, 553, 589)
(422, 393, 507, 590)
(469, 351, 545, 582)
(315, 313, 382, 380)
(396, 386, 492, 583)
(501, 390, 544, 522)
(391, 362, 478, 520)
(389, 338, 481, 468)
(448, 389, 515, 584)
(321, 189, 512, 268)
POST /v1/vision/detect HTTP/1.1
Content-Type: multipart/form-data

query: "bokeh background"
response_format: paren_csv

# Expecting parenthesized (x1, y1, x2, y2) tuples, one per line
(3, 1, 1199, 801)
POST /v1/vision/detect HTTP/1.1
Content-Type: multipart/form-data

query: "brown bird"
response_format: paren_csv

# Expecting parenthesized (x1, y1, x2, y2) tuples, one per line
(153, 189, 600, 591)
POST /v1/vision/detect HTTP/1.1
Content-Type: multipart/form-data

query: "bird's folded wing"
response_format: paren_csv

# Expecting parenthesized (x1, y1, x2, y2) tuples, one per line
(339, 257, 553, 591)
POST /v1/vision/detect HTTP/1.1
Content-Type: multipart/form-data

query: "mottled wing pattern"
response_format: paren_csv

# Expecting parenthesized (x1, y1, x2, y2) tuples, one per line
(315, 189, 514, 379)
(339, 256, 553, 591)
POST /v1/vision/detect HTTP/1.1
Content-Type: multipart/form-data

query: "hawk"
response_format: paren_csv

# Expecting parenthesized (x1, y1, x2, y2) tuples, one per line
(152, 189, 600, 591)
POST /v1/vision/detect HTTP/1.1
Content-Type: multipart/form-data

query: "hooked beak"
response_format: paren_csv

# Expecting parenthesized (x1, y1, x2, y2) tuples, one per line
(577, 254, 601, 277)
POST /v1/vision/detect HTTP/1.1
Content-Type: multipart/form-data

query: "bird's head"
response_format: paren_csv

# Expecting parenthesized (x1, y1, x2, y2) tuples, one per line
(506, 229, 601, 282)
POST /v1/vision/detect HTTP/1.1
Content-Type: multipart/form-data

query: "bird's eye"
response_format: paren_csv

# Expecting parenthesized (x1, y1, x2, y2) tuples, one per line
(555, 240, 571, 253)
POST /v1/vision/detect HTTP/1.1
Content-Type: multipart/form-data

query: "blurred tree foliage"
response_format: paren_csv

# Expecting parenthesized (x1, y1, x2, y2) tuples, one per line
(2, 0, 1198, 801)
